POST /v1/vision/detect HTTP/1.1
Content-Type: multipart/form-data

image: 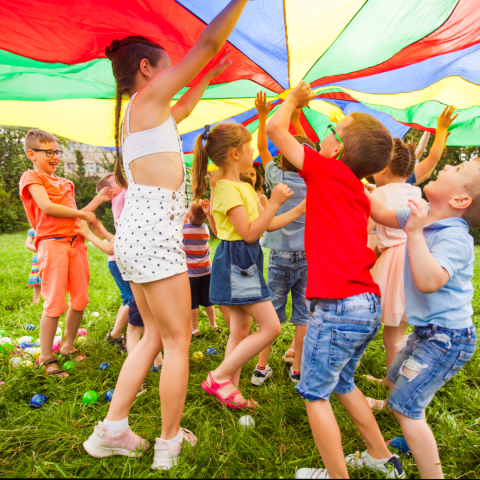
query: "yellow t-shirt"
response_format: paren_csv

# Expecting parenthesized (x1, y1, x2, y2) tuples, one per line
(212, 180, 259, 241)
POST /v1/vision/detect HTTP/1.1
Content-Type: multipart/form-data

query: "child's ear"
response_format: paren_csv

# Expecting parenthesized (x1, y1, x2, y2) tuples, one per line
(231, 147, 239, 161)
(380, 167, 388, 176)
(449, 195, 472, 211)
(25, 149, 36, 162)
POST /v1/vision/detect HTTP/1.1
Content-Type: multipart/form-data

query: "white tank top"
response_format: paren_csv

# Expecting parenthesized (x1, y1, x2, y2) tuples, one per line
(120, 92, 184, 186)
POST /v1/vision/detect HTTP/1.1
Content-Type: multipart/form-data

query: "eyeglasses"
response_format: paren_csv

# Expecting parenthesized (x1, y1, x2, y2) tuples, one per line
(325, 124, 344, 160)
(31, 149, 63, 159)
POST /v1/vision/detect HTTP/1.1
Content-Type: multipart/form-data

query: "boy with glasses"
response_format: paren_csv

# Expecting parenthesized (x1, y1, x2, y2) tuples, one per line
(267, 82, 404, 479)
(19, 129, 112, 377)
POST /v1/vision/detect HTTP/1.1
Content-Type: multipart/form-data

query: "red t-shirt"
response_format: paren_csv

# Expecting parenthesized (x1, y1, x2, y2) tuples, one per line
(299, 145, 380, 299)
(19, 170, 79, 249)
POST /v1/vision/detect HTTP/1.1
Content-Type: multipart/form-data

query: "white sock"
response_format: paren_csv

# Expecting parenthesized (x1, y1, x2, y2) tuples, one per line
(103, 417, 128, 436)
(162, 428, 182, 445)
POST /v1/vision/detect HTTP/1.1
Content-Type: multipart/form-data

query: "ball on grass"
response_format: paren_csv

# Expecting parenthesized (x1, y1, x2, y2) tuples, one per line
(76, 336, 87, 346)
(77, 328, 88, 336)
(9, 357, 23, 368)
(22, 360, 33, 368)
(192, 351, 204, 363)
(26, 324, 36, 332)
(0, 342, 14, 354)
(0, 337, 12, 345)
(238, 415, 255, 429)
(105, 388, 114, 402)
(82, 390, 99, 405)
(91, 312, 100, 317)
(206, 348, 217, 356)
(55, 327, 62, 336)
(99, 362, 111, 371)
(30, 393, 48, 409)
(63, 361, 75, 373)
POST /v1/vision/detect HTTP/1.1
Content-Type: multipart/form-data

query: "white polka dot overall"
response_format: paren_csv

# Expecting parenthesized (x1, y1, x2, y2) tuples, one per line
(114, 92, 187, 283)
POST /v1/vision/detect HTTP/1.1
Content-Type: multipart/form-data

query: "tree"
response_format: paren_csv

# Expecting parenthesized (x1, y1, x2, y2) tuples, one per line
(75, 149, 86, 177)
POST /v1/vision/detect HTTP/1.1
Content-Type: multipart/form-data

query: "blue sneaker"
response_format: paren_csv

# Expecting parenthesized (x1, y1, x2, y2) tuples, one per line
(150, 364, 162, 373)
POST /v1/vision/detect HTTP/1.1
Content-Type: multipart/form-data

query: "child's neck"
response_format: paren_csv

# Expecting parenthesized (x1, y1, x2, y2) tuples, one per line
(376, 173, 407, 187)
(34, 166, 54, 177)
(426, 201, 464, 225)
(221, 164, 244, 183)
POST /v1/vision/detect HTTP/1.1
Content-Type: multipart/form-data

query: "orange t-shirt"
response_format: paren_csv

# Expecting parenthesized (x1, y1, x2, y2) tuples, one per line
(19, 170, 79, 249)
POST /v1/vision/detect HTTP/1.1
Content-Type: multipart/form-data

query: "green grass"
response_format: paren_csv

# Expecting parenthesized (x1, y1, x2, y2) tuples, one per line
(0, 232, 479, 478)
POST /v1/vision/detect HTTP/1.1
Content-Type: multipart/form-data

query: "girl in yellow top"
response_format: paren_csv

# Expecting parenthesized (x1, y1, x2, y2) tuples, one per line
(192, 123, 305, 409)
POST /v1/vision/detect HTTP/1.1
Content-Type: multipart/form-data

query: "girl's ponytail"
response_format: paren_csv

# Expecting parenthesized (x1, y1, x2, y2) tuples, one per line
(114, 88, 128, 189)
(192, 134, 209, 201)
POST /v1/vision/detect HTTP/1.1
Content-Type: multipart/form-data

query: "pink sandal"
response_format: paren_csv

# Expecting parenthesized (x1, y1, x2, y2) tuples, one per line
(201, 372, 255, 410)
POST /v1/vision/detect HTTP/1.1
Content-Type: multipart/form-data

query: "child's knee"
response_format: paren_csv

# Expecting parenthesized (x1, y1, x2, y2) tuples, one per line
(400, 357, 428, 382)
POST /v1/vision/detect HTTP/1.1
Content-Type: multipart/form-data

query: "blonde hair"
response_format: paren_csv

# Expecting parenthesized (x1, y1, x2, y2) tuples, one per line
(192, 124, 252, 201)
(463, 158, 480, 229)
(96, 173, 115, 193)
(24, 129, 58, 153)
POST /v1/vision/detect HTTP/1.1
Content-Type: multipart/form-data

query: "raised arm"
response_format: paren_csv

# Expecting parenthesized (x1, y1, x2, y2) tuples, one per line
(81, 187, 114, 213)
(291, 108, 307, 137)
(201, 199, 218, 237)
(148, 0, 249, 104)
(25, 235, 36, 253)
(404, 198, 449, 293)
(365, 190, 401, 229)
(266, 82, 316, 171)
(414, 106, 457, 185)
(28, 184, 96, 224)
(172, 52, 232, 124)
(255, 92, 273, 167)
(266, 199, 305, 232)
(227, 184, 293, 243)
(415, 131, 431, 160)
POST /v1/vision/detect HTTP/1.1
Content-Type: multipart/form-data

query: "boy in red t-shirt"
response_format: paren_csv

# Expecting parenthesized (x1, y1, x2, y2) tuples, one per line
(19, 129, 112, 377)
(267, 83, 404, 479)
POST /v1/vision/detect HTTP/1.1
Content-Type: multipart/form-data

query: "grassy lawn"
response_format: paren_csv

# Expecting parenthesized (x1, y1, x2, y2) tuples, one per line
(0, 232, 479, 478)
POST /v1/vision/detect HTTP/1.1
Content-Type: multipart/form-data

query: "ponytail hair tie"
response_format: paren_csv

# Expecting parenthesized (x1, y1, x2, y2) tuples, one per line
(203, 125, 210, 141)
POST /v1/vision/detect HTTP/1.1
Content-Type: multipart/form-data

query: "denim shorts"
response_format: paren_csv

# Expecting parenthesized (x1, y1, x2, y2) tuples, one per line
(108, 261, 133, 306)
(210, 239, 271, 306)
(267, 250, 309, 326)
(296, 293, 381, 401)
(387, 323, 477, 419)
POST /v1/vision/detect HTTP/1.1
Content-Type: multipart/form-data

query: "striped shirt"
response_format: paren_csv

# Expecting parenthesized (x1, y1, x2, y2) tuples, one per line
(182, 223, 211, 277)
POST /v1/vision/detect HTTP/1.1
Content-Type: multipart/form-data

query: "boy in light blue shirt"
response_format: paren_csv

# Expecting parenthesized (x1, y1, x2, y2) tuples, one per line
(250, 92, 314, 386)
(369, 157, 480, 479)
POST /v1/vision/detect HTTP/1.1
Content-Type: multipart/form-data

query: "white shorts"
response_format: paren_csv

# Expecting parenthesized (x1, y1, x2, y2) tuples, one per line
(115, 184, 187, 283)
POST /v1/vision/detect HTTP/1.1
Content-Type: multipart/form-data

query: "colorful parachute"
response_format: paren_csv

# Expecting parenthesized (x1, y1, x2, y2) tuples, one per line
(0, 0, 479, 166)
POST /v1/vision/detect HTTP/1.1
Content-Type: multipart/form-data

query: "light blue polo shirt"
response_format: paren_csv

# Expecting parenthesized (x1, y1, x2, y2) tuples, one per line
(262, 161, 306, 251)
(397, 208, 474, 329)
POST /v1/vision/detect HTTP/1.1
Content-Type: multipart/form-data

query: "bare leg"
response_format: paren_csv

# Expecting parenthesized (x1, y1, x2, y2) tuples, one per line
(111, 305, 129, 339)
(394, 410, 443, 479)
(305, 400, 349, 479)
(153, 350, 163, 367)
(32, 285, 41, 305)
(293, 325, 307, 372)
(39, 314, 67, 376)
(61, 308, 85, 361)
(335, 387, 392, 459)
(205, 305, 217, 328)
(106, 273, 191, 441)
(210, 301, 281, 399)
(126, 324, 143, 355)
(218, 305, 230, 330)
(383, 322, 409, 370)
(257, 343, 272, 368)
(191, 308, 199, 332)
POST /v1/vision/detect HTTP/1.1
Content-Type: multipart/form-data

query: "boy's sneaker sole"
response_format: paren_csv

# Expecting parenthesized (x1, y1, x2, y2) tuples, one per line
(83, 439, 143, 458)
(251, 367, 273, 386)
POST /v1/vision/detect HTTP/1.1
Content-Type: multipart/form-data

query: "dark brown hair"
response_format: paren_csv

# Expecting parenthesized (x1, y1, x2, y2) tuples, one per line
(389, 138, 416, 179)
(341, 113, 393, 179)
(240, 172, 254, 187)
(24, 129, 58, 153)
(188, 201, 207, 226)
(463, 158, 480, 229)
(251, 164, 264, 193)
(96, 173, 115, 193)
(282, 135, 316, 172)
(105, 36, 164, 188)
(192, 124, 252, 201)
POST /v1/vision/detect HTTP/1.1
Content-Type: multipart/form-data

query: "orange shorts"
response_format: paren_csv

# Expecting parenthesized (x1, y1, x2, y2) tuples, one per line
(37, 237, 90, 317)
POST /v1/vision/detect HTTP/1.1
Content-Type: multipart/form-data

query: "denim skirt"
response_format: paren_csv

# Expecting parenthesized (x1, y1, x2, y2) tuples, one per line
(210, 239, 271, 306)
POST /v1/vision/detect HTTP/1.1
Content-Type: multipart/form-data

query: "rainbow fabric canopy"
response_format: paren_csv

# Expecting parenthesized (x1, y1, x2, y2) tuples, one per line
(0, 0, 479, 166)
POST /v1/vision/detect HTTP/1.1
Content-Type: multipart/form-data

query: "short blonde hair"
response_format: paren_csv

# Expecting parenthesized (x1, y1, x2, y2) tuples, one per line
(24, 129, 58, 153)
(463, 158, 480, 229)
(96, 173, 115, 193)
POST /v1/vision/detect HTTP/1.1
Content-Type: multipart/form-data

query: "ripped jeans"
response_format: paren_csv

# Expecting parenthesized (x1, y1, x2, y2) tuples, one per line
(387, 324, 477, 419)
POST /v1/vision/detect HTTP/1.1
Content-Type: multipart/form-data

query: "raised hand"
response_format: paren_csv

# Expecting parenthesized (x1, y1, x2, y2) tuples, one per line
(436, 105, 458, 131)
(270, 183, 293, 206)
(255, 92, 271, 118)
(207, 169, 222, 190)
(82, 211, 97, 226)
(208, 51, 232, 78)
(200, 199, 211, 215)
(287, 81, 317, 108)
(405, 197, 429, 236)
(96, 187, 115, 203)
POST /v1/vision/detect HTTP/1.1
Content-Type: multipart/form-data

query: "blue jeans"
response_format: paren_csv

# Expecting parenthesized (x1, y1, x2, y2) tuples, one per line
(387, 323, 477, 419)
(267, 250, 309, 326)
(108, 261, 133, 306)
(296, 293, 381, 401)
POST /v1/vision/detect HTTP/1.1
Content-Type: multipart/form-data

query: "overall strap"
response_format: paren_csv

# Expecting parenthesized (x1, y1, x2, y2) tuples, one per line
(126, 92, 138, 135)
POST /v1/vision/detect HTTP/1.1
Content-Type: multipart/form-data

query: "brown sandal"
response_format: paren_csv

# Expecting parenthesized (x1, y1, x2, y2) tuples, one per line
(36, 357, 68, 377)
(59, 348, 87, 362)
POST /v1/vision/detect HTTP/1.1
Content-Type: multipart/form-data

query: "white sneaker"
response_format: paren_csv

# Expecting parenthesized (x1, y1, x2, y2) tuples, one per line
(83, 422, 150, 458)
(151, 428, 197, 470)
(345, 450, 405, 479)
(251, 365, 273, 386)
(295, 468, 330, 479)
(289, 366, 301, 384)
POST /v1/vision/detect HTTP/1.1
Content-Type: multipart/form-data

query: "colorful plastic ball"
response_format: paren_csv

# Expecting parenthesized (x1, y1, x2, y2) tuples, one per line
(76, 336, 87, 346)
(206, 348, 217, 356)
(0, 337, 12, 345)
(52, 343, 60, 353)
(18, 335, 33, 344)
(53, 335, 62, 344)
(30, 393, 48, 409)
(91, 312, 100, 317)
(1, 342, 14, 353)
(10, 357, 23, 368)
(20, 341, 32, 349)
(26, 324, 36, 332)
(24, 347, 37, 357)
(82, 390, 99, 405)
(192, 351, 204, 363)
(105, 388, 114, 402)
(22, 360, 34, 368)
(99, 362, 111, 371)
(33, 347, 41, 357)
(0, 381, 5, 391)
(77, 328, 88, 336)
(63, 361, 75, 372)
